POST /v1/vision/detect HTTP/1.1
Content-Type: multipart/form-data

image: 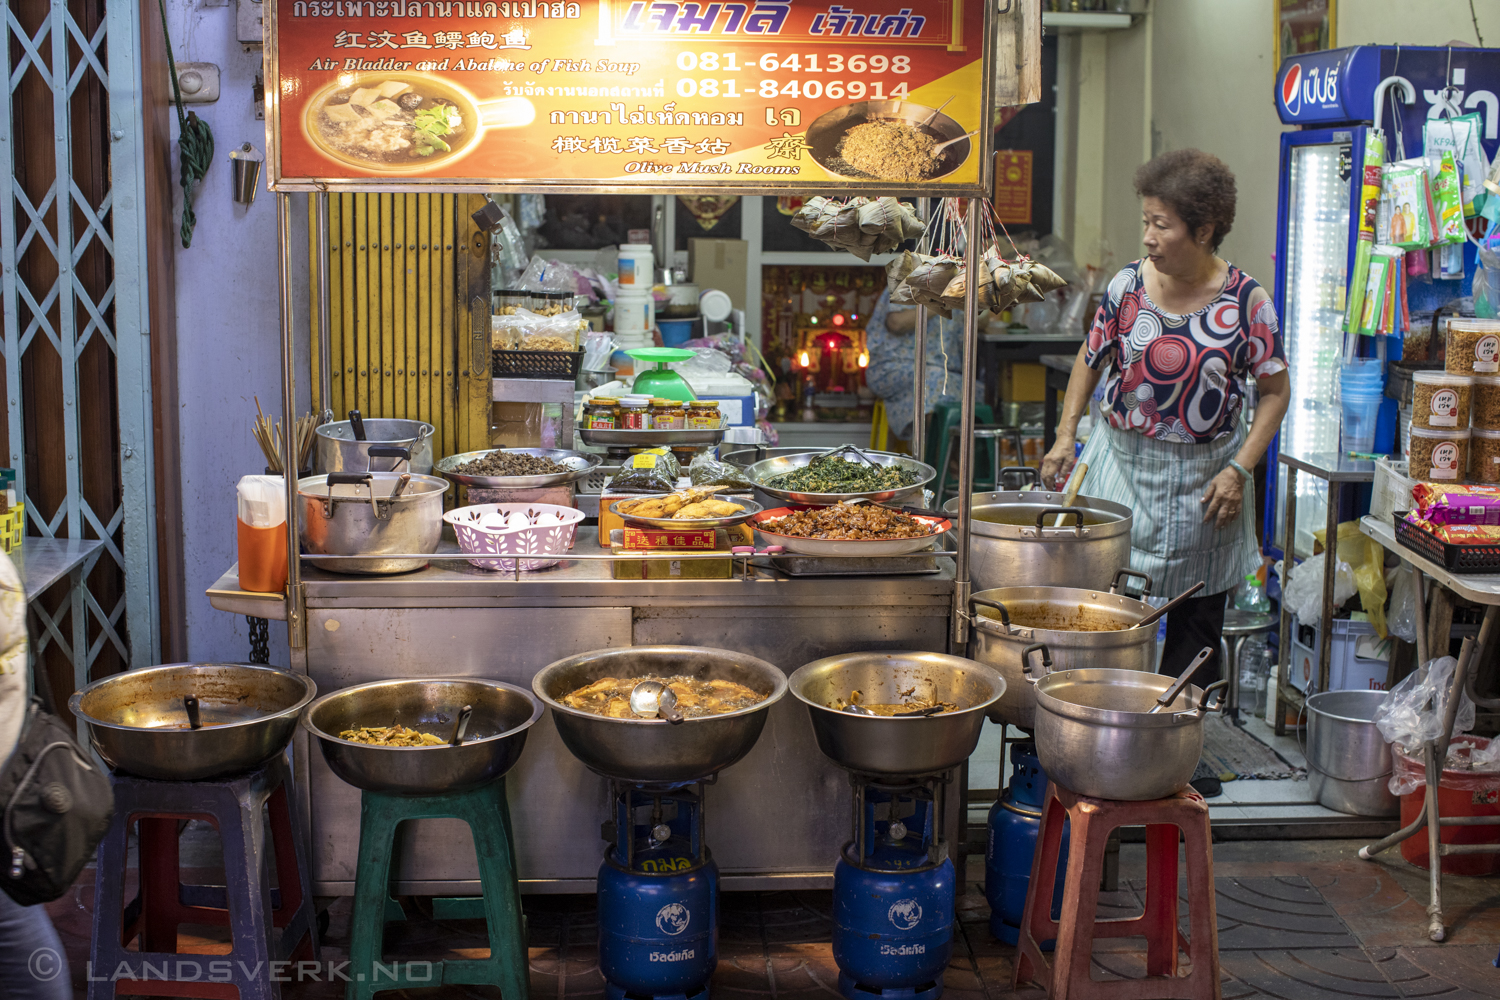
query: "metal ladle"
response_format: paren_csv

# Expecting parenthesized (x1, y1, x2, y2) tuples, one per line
(449, 704, 474, 746)
(1146, 647, 1215, 715)
(629, 680, 685, 724)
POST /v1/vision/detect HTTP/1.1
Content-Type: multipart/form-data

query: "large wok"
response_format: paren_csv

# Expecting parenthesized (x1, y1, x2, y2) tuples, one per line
(532, 645, 786, 784)
(70, 663, 317, 781)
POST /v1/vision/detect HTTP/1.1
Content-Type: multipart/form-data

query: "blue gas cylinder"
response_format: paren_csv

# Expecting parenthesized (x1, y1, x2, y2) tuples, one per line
(832, 855, 954, 999)
(598, 850, 719, 1000)
(985, 743, 1068, 944)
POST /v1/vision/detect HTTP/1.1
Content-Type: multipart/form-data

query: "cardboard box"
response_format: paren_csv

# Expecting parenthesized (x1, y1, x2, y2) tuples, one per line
(0, 502, 23, 554)
(688, 238, 748, 311)
(1001, 362, 1047, 403)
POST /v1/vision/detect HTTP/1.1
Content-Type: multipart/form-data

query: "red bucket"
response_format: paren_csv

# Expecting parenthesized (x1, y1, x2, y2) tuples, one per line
(1395, 735, 1500, 876)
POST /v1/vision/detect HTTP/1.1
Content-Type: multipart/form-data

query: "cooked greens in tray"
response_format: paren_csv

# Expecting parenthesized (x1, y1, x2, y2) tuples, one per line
(762, 455, 921, 495)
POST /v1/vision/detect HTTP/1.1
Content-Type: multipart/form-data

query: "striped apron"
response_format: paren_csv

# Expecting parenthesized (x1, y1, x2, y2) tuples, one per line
(1075, 420, 1260, 600)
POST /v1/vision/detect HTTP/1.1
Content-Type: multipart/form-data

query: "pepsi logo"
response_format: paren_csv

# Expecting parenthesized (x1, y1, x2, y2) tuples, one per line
(1282, 63, 1303, 115)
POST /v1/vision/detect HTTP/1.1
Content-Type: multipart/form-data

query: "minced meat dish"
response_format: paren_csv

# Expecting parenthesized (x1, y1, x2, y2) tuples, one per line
(760, 503, 935, 540)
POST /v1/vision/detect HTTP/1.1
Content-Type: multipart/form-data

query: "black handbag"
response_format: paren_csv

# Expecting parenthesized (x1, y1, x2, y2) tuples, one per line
(0, 690, 113, 906)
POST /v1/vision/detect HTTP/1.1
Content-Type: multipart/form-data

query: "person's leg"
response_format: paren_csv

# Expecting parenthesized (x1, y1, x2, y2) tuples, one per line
(1160, 591, 1230, 685)
(0, 890, 71, 1000)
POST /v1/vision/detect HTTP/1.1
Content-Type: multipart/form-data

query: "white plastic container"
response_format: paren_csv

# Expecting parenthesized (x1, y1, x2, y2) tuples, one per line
(614, 289, 653, 336)
(699, 288, 733, 323)
(617, 243, 654, 288)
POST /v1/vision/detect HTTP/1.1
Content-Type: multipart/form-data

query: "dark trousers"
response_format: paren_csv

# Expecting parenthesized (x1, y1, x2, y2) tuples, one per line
(1161, 590, 1229, 684)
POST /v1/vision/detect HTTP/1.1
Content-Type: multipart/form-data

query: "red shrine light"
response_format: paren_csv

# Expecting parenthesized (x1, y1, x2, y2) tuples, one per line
(832, 313, 846, 326)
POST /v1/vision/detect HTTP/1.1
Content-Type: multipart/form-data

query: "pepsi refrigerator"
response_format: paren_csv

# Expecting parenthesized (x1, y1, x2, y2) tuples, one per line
(1267, 44, 1500, 558)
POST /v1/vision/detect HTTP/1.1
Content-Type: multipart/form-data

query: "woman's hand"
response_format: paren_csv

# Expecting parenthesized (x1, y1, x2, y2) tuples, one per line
(1039, 436, 1077, 491)
(1200, 468, 1245, 528)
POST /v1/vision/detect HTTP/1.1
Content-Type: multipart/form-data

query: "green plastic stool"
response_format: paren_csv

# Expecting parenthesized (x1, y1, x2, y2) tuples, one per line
(346, 779, 528, 1000)
(923, 401, 997, 471)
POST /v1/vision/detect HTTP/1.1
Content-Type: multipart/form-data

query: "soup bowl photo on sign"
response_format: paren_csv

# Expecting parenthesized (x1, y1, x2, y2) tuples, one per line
(301, 71, 534, 173)
(805, 100, 972, 182)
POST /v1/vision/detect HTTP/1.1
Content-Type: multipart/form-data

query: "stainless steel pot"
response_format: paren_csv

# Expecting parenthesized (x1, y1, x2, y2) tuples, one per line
(70, 663, 317, 781)
(1026, 645, 1227, 800)
(968, 570, 1157, 730)
(315, 418, 435, 474)
(297, 471, 449, 574)
(300, 677, 543, 795)
(532, 645, 787, 783)
(942, 490, 1132, 593)
(1305, 690, 1399, 817)
(787, 651, 1005, 776)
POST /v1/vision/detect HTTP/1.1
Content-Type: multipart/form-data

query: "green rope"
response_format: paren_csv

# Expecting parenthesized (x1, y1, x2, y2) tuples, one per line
(157, 0, 213, 248)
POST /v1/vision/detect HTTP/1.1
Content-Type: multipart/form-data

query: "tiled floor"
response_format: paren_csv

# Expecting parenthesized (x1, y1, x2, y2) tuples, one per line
(47, 838, 1500, 999)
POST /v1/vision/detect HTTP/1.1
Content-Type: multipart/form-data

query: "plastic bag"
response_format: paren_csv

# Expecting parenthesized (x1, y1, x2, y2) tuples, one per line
(1390, 735, 1500, 797)
(688, 451, 757, 490)
(1283, 553, 1357, 627)
(1387, 564, 1418, 643)
(492, 308, 586, 351)
(517, 256, 583, 295)
(609, 452, 676, 493)
(674, 347, 733, 382)
(1374, 655, 1474, 748)
(1308, 521, 1389, 638)
(237, 475, 286, 528)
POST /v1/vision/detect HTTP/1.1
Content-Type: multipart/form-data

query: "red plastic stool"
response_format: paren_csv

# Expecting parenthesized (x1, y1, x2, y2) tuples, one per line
(89, 753, 319, 999)
(1012, 784, 1220, 1000)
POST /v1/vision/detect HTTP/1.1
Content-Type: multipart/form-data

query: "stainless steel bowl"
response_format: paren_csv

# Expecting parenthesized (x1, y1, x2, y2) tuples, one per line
(434, 448, 603, 489)
(532, 645, 787, 783)
(788, 651, 1005, 776)
(749, 450, 935, 506)
(721, 446, 822, 470)
(69, 663, 317, 781)
(805, 100, 972, 182)
(1030, 665, 1225, 801)
(610, 494, 763, 530)
(300, 678, 543, 795)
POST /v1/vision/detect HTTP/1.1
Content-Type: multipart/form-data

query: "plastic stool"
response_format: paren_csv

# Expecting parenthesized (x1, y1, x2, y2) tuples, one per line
(346, 779, 528, 1000)
(1220, 609, 1275, 722)
(922, 401, 997, 471)
(934, 424, 1025, 507)
(1013, 784, 1220, 1000)
(90, 754, 319, 1000)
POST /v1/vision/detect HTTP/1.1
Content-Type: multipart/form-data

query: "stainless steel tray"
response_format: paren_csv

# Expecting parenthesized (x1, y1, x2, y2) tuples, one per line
(578, 420, 726, 447)
(749, 446, 936, 505)
(609, 494, 763, 530)
(768, 554, 941, 576)
(435, 448, 601, 488)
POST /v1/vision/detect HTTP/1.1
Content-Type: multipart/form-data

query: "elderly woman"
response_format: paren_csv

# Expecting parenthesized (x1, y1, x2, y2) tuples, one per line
(864, 287, 967, 448)
(1039, 149, 1291, 684)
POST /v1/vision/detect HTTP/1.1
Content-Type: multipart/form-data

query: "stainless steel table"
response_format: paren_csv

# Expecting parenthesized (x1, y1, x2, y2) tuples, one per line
(977, 331, 1084, 414)
(14, 537, 104, 734)
(1273, 451, 1375, 733)
(208, 534, 958, 896)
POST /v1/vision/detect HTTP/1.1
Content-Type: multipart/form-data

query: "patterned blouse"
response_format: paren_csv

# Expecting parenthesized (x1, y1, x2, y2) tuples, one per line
(1085, 261, 1286, 444)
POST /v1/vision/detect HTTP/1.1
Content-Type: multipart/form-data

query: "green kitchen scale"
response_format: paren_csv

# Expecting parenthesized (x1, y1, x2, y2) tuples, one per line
(627, 348, 698, 402)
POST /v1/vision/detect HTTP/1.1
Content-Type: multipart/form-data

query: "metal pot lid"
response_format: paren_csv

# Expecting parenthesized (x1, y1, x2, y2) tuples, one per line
(1033, 667, 1207, 728)
(945, 490, 1132, 540)
(435, 448, 602, 489)
(316, 419, 435, 444)
(297, 472, 450, 501)
(970, 586, 1154, 640)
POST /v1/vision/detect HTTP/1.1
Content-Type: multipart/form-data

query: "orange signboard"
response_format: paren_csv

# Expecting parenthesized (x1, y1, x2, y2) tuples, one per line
(266, 0, 994, 193)
(992, 149, 1031, 225)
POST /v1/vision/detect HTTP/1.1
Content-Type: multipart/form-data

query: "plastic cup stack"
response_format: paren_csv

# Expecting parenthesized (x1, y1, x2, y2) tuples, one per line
(1340, 359, 1385, 455)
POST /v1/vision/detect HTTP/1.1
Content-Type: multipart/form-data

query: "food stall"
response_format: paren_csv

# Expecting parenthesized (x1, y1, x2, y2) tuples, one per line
(203, 0, 1052, 895)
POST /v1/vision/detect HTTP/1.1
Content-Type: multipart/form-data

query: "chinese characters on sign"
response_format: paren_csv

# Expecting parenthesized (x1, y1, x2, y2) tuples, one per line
(992, 149, 1032, 225)
(269, 0, 993, 192)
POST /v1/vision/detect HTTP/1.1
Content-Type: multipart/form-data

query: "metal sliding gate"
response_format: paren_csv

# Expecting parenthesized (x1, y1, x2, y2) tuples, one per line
(0, 0, 159, 690)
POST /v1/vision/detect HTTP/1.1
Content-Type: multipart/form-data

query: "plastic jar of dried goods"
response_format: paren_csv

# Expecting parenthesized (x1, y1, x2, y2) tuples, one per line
(1472, 428, 1500, 484)
(619, 398, 651, 430)
(1408, 425, 1470, 482)
(650, 398, 685, 430)
(1445, 319, 1500, 376)
(686, 400, 720, 430)
(1412, 370, 1474, 430)
(584, 397, 618, 430)
(1473, 376, 1500, 431)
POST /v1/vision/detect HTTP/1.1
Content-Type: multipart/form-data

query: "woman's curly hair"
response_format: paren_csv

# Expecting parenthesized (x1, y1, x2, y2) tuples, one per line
(1134, 149, 1236, 251)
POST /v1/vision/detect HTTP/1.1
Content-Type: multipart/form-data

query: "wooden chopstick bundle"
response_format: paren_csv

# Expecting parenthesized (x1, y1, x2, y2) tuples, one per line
(253, 398, 322, 475)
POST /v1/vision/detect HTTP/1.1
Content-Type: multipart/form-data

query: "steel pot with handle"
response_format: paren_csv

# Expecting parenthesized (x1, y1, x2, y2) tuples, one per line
(297, 469, 449, 574)
(315, 413, 435, 475)
(942, 490, 1132, 593)
(1024, 643, 1227, 801)
(968, 569, 1157, 730)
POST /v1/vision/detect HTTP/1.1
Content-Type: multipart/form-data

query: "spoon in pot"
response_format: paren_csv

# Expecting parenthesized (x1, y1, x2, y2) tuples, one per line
(1131, 580, 1207, 632)
(842, 703, 875, 715)
(1146, 647, 1215, 715)
(629, 680, 685, 724)
(449, 704, 474, 746)
(183, 696, 202, 730)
